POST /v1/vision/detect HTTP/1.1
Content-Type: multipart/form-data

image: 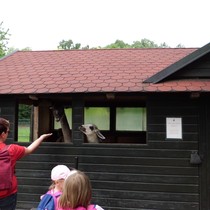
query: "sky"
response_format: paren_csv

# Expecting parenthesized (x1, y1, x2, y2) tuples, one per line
(1, 0, 210, 51)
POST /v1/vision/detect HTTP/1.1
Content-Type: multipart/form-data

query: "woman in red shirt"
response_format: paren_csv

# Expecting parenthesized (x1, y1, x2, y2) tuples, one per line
(0, 117, 52, 210)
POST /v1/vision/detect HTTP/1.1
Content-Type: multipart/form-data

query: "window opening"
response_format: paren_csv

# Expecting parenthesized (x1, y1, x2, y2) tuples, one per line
(82, 106, 147, 144)
(54, 108, 72, 129)
(18, 104, 31, 142)
(116, 107, 146, 131)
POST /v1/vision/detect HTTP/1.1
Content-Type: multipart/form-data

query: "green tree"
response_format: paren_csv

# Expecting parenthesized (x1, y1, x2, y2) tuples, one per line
(6, 47, 18, 54)
(131, 38, 159, 48)
(18, 104, 31, 119)
(0, 22, 10, 57)
(58, 39, 91, 50)
(104, 40, 130, 49)
(58, 38, 184, 50)
(158, 42, 170, 48)
(58, 39, 81, 50)
(103, 38, 174, 49)
(7, 46, 32, 55)
(81, 45, 90, 50)
(21, 47, 32, 51)
(176, 43, 185, 48)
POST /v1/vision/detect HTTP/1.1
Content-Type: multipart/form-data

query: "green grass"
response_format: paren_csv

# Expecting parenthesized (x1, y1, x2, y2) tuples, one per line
(18, 126, 30, 142)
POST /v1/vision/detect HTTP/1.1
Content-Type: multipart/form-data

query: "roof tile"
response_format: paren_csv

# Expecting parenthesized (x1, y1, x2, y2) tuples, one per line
(1, 48, 208, 94)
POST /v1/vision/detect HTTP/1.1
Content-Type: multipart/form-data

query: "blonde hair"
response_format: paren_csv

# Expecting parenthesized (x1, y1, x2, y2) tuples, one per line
(48, 181, 56, 190)
(58, 170, 92, 209)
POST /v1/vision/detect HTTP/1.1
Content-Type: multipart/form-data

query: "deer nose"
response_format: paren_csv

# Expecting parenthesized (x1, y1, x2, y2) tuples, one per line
(78, 126, 86, 132)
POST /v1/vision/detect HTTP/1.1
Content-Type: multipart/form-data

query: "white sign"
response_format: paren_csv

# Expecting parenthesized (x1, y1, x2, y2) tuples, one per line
(166, 117, 182, 139)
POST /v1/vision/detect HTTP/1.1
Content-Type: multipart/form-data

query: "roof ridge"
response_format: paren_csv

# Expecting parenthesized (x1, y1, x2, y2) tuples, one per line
(16, 47, 198, 53)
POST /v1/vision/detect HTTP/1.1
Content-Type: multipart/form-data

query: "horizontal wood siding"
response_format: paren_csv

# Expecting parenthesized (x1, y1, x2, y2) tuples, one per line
(16, 144, 199, 210)
(14, 95, 200, 210)
(145, 96, 200, 210)
(175, 54, 210, 78)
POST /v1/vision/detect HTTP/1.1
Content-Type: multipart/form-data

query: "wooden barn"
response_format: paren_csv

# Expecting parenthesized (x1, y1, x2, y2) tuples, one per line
(0, 42, 210, 210)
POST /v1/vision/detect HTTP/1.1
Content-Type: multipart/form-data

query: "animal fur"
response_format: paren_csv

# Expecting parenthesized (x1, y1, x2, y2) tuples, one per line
(51, 105, 71, 143)
(78, 124, 105, 143)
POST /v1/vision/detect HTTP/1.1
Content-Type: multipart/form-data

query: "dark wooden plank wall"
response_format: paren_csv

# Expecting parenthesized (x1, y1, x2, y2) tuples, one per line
(146, 96, 200, 210)
(174, 53, 210, 78)
(14, 95, 201, 210)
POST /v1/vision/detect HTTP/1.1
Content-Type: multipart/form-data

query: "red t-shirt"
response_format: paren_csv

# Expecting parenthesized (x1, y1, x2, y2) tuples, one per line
(0, 143, 25, 198)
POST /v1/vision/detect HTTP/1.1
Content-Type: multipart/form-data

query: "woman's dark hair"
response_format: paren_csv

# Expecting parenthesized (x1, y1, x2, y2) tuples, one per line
(0, 118, 10, 135)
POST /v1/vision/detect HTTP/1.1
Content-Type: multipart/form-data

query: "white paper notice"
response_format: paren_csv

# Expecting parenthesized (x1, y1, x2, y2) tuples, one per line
(166, 117, 182, 139)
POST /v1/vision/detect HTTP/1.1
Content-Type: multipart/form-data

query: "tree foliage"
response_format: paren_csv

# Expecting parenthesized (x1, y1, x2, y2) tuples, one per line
(58, 38, 184, 50)
(0, 22, 10, 57)
(58, 39, 90, 50)
(131, 39, 159, 48)
(6, 46, 32, 55)
(21, 47, 32, 51)
(58, 39, 80, 50)
(18, 104, 31, 119)
(104, 38, 171, 49)
(104, 40, 130, 49)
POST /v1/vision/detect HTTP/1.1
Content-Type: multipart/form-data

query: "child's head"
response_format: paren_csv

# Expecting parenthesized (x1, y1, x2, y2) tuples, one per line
(49, 165, 71, 191)
(0, 118, 10, 135)
(58, 170, 92, 209)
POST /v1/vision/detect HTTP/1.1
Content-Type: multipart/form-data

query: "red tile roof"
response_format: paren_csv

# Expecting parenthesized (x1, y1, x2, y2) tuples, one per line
(1, 48, 208, 94)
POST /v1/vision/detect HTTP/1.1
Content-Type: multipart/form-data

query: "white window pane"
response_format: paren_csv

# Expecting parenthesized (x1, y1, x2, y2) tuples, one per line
(116, 108, 146, 131)
(85, 107, 110, 130)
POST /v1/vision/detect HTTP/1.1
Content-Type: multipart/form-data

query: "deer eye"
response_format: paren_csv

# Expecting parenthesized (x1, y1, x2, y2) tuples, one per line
(90, 126, 94, 131)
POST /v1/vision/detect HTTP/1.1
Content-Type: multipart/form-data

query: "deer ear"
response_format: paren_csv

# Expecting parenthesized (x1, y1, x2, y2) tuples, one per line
(96, 130, 106, 139)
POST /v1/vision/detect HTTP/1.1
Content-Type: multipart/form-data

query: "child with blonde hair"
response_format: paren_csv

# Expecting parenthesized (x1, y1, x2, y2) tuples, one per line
(37, 165, 71, 210)
(57, 170, 104, 210)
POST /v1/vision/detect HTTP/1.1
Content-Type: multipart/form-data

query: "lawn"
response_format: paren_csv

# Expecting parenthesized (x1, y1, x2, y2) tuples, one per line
(18, 125, 30, 142)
